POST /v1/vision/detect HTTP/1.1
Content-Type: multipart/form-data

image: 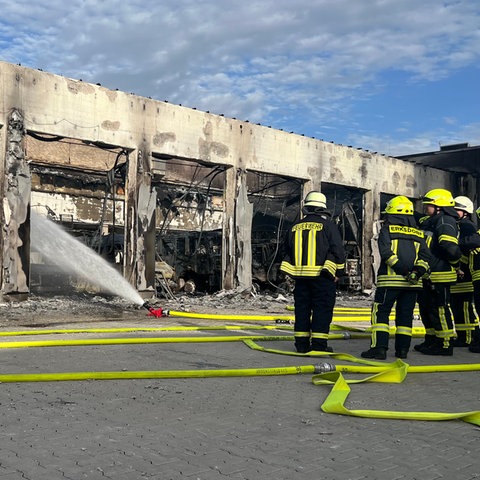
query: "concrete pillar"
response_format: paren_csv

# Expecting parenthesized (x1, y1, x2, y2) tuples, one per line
(235, 170, 253, 290)
(362, 189, 374, 290)
(1, 109, 31, 299)
(222, 167, 236, 289)
(124, 148, 157, 298)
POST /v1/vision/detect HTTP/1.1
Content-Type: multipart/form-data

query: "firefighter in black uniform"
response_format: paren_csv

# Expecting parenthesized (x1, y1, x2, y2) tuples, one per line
(459, 205, 480, 352)
(361, 196, 431, 360)
(414, 188, 462, 356)
(450, 196, 479, 347)
(280, 191, 345, 353)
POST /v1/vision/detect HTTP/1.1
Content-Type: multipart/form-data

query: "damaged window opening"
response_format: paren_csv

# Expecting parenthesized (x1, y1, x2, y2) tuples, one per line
(27, 133, 129, 294)
(154, 157, 226, 296)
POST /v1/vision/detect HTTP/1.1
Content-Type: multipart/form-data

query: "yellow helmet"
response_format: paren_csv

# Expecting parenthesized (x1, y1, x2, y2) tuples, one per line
(422, 188, 455, 207)
(383, 196, 414, 215)
(304, 191, 327, 209)
(454, 196, 474, 214)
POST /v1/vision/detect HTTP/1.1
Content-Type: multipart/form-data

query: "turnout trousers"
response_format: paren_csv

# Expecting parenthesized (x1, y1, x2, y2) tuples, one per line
(450, 291, 478, 344)
(293, 276, 336, 350)
(370, 287, 417, 351)
(417, 281, 455, 348)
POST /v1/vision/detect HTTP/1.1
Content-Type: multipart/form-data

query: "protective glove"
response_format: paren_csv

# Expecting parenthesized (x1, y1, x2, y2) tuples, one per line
(405, 271, 419, 285)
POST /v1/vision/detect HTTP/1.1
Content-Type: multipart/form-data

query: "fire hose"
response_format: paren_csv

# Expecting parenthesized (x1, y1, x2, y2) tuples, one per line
(1, 306, 478, 425)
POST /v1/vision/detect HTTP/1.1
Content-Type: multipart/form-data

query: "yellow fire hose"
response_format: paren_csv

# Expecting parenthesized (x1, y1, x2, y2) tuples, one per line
(242, 339, 480, 425)
(0, 308, 476, 425)
(165, 309, 377, 323)
(0, 364, 320, 383)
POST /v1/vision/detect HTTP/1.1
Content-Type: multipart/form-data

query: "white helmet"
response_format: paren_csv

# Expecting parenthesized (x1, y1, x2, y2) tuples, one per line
(454, 196, 474, 214)
(304, 191, 327, 209)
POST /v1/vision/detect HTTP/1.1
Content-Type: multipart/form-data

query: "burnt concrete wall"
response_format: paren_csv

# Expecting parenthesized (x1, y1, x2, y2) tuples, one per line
(0, 61, 466, 298)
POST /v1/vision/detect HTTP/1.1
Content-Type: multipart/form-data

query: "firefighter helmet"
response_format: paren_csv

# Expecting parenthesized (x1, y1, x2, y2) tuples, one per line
(382, 196, 414, 215)
(422, 188, 455, 207)
(303, 191, 327, 209)
(454, 196, 474, 214)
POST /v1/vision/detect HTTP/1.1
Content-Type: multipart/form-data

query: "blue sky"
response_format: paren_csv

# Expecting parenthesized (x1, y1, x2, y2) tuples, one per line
(0, 0, 478, 156)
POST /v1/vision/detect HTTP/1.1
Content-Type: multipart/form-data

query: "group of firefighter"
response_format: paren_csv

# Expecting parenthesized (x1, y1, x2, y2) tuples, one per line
(280, 188, 480, 359)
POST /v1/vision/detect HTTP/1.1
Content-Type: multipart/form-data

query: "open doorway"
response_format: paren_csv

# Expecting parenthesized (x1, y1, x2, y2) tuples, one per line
(322, 182, 365, 290)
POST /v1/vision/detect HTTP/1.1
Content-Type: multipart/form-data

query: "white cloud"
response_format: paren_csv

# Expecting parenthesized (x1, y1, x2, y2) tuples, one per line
(0, 0, 479, 152)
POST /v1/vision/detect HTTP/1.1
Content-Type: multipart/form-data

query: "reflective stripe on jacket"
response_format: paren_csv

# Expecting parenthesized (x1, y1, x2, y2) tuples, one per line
(280, 212, 345, 278)
(375, 218, 431, 289)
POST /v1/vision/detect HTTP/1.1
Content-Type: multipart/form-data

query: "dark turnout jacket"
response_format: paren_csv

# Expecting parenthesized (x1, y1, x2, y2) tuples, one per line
(419, 208, 462, 284)
(451, 216, 477, 293)
(460, 224, 480, 283)
(280, 211, 345, 279)
(376, 214, 431, 289)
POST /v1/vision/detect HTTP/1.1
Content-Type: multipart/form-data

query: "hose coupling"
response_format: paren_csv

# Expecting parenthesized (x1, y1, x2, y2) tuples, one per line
(313, 362, 336, 374)
(342, 331, 352, 340)
(142, 302, 169, 318)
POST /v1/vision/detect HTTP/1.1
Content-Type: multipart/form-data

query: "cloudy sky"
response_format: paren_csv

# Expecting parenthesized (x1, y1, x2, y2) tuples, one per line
(1, 0, 479, 156)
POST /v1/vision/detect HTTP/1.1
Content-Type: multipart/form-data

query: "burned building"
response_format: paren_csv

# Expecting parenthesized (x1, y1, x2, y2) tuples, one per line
(0, 61, 476, 301)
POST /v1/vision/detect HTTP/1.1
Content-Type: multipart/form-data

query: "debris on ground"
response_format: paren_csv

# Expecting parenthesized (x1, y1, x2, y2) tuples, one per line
(0, 289, 373, 327)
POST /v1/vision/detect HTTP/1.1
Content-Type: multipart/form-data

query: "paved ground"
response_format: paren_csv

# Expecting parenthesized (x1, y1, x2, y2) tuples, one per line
(0, 301, 480, 480)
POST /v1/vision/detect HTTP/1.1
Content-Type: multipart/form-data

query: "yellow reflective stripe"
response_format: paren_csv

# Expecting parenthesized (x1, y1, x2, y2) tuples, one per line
(415, 259, 429, 271)
(376, 275, 420, 288)
(371, 303, 379, 347)
(279, 262, 322, 276)
(311, 332, 329, 340)
(395, 326, 412, 336)
(371, 324, 390, 334)
(294, 331, 310, 338)
(438, 234, 458, 244)
(386, 254, 398, 267)
(324, 259, 336, 276)
(451, 282, 474, 293)
(294, 229, 302, 265)
(308, 229, 316, 266)
(429, 271, 457, 283)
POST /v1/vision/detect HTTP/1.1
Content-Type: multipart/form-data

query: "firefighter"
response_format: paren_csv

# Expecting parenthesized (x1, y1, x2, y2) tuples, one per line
(361, 196, 430, 360)
(459, 205, 480, 352)
(280, 191, 345, 353)
(414, 188, 462, 355)
(450, 196, 479, 347)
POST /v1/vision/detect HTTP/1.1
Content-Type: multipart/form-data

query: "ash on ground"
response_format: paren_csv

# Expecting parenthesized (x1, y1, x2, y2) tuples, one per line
(0, 289, 373, 327)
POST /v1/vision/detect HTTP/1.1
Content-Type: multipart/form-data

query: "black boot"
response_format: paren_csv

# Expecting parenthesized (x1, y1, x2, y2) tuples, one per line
(420, 339, 453, 356)
(295, 341, 311, 354)
(468, 342, 480, 353)
(311, 341, 333, 353)
(395, 349, 409, 359)
(414, 335, 436, 352)
(451, 331, 469, 347)
(361, 347, 387, 360)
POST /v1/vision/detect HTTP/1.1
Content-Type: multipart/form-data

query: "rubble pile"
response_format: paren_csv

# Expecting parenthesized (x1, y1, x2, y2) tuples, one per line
(0, 289, 373, 327)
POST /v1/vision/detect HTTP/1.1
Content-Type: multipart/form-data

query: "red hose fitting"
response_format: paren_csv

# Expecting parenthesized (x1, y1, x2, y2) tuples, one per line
(142, 302, 168, 318)
(147, 307, 166, 318)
